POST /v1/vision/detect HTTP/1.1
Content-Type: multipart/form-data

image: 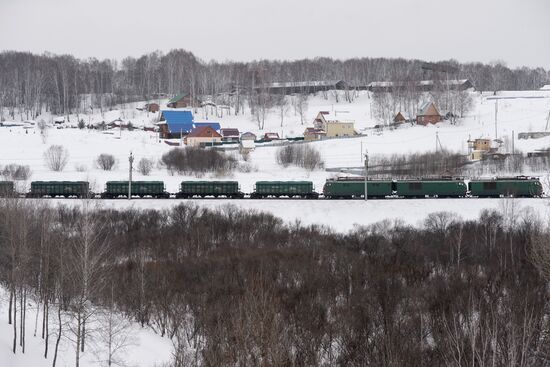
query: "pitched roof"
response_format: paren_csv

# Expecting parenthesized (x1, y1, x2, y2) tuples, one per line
(418, 102, 440, 116)
(193, 122, 221, 131)
(168, 93, 189, 104)
(187, 126, 222, 138)
(161, 110, 194, 133)
(220, 128, 240, 137)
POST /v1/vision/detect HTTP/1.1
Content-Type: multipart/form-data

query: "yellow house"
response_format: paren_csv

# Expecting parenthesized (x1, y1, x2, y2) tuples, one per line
(325, 121, 356, 137)
(313, 111, 356, 138)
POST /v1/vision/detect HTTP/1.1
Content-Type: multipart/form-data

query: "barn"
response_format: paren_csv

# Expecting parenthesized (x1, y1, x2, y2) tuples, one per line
(167, 93, 202, 108)
(416, 102, 441, 125)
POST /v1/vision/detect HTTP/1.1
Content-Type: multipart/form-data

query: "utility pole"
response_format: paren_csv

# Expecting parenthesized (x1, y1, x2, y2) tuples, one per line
(364, 152, 368, 201)
(545, 110, 550, 131)
(128, 152, 134, 200)
(494, 99, 498, 139)
(512, 130, 515, 154)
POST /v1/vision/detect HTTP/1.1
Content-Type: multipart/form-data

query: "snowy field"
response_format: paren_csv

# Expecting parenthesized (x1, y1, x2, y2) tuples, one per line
(1, 90, 550, 194)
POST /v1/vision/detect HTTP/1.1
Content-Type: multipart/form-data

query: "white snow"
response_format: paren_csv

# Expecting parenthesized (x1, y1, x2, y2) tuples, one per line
(0, 287, 172, 367)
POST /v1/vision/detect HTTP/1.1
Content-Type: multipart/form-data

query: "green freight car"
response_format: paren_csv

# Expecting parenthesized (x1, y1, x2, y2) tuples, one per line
(0, 181, 15, 197)
(469, 177, 543, 198)
(323, 178, 393, 199)
(251, 181, 318, 199)
(27, 181, 91, 198)
(176, 181, 244, 198)
(395, 178, 467, 198)
(102, 181, 169, 199)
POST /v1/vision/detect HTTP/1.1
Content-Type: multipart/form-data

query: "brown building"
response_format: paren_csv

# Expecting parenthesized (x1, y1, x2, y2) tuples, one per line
(304, 127, 326, 141)
(145, 103, 160, 112)
(220, 128, 240, 142)
(263, 132, 280, 141)
(416, 102, 441, 125)
(393, 111, 406, 123)
(167, 93, 202, 108)
(185, 126, 222, 147)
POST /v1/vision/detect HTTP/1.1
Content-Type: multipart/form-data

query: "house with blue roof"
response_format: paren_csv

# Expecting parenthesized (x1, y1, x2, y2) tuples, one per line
(158, 110, 222, 139)
(158, 110, 194, 138)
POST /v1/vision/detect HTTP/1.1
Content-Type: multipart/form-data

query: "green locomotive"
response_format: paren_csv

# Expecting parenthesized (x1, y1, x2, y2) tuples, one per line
(27, 181, 91, 198)
(101, 181, 170, 199)
(251, 181, 318, 199)
(323, 178, 393, 199)
(469, 177, 542, 198)
(176, 181, 244, 198)
(394, 178, 467, 198)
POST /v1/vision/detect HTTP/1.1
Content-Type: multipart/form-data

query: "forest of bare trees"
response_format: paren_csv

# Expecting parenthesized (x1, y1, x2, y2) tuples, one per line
(0, 199, 549, 366)
(0, 50, 548, 122)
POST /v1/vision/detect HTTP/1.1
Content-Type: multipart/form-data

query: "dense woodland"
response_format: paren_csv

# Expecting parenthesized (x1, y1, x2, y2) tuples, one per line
(0, 49, 548, 121)
(0, 199, 549, 366)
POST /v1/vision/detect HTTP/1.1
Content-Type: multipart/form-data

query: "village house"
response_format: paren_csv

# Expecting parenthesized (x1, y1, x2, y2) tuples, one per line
(263, 132, 280, 141)
(240, 132, 257, 141)
(167, 93, 202, 108)
(220, 128, 240, 142)
(185, 126, 222, 147)
(467, 138, 497, 161)
(157, 110, 194, 139)
(313, 111, 356, 138)
(393, 112, 407, 123)
(416, 102, 441, 125)
(303, 127, 326, 141)
(253, 80, 348, 95)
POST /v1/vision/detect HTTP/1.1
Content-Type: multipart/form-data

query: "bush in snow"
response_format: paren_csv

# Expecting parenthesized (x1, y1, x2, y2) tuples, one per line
(44, 145, 69, 172)
(78, 119, 86, 129)
(276, 144, 324, 171)
(1, 164, 32, 180)
(96, 154, 116, 171)
(161, 147, 237, 176)
(137, 158, 154, 176)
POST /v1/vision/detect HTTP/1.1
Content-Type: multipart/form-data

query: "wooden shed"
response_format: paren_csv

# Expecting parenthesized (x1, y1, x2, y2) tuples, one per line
(393, 112, 406, 123)
(416, 102, 441, 125)
(167, 93, 202, 108)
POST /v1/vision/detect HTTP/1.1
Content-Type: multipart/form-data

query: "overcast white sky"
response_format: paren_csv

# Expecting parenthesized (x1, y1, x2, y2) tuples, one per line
(0, 0, 548, 69)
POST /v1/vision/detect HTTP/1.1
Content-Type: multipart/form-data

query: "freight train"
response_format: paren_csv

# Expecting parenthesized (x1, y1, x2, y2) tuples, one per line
(0, 176, 543, 199)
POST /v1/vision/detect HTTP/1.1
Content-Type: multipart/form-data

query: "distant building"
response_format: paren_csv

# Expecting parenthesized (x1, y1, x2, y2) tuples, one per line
(144, 103, 159, 113)
(193, 122, 221, 131)
(313, 111, 356, 138)
(254, 80, 348, 95)
(167, 93, 202, 108)
(304, 127, 326, 141)
(416, 102, 441, 125)
(393, 112, 406, 123)
(467, 138, 497, 161)
(368, 79, 474, 93)
(220, 128, 240, 142)
(185, 126, 222, 147)
(158, 110, 194, 138)
(263, 132, 280, 141)
(241, 132, 257, 141)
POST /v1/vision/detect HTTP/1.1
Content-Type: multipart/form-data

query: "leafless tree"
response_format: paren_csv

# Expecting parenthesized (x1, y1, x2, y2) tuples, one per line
(137, 158, 154, 176)
(96, 154, 116, 171)
(44, 145, 69, 172)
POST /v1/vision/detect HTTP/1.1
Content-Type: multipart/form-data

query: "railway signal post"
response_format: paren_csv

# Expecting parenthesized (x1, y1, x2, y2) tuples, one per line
(364, 152, 368, 201)
(129, 152, 134, 200)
